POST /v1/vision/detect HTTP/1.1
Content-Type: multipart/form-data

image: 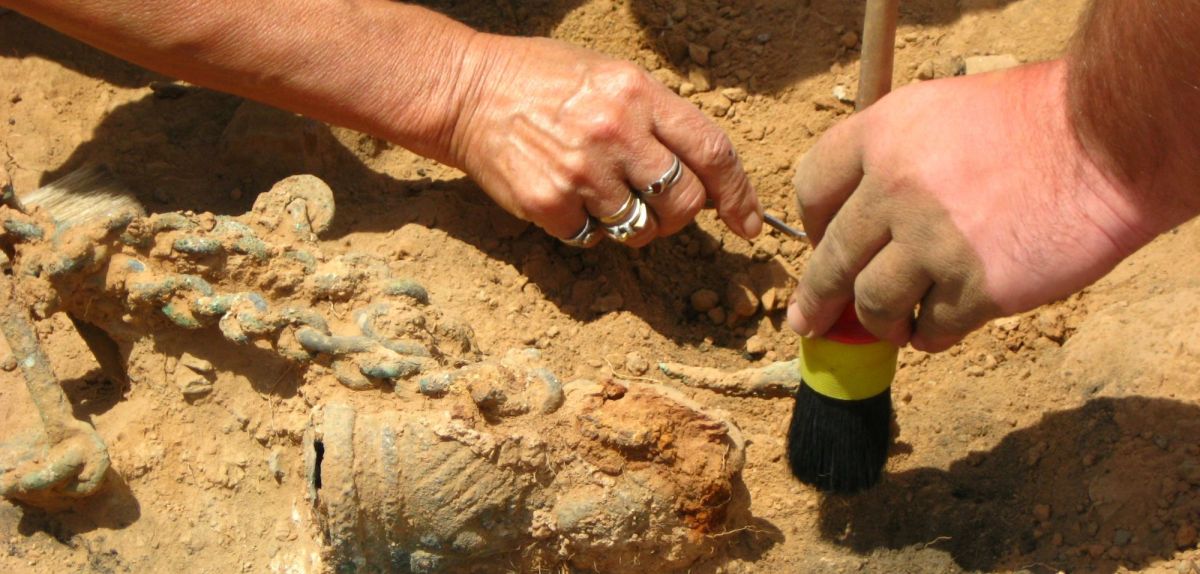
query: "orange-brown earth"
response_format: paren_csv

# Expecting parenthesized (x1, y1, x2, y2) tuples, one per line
(2, 0, 1199, 572)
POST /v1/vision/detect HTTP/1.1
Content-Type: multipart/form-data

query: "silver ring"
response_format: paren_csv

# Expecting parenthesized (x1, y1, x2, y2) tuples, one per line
(602, 195, 650, 243)
(562, 217, 601, 248)
(639, 155, 683, 197)
(598, 193, 638, 225)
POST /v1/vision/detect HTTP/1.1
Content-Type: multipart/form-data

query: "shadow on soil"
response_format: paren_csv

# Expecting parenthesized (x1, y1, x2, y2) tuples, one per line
(817, 396, 1200, 573)
(414, 0, 1024, 94)
(3, 0, 1021, 97)
(28, 92, 795, 352)
(13, 471, 141, 539)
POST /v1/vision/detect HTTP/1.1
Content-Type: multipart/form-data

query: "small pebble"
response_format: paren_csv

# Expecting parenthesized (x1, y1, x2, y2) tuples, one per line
(839, 31, 859, 49)
(916, 60, 935, 80)
(1177, 523, 1198, 549)
(624, 352, 649, 376)
(721, 87, 748, 102)
(687, 68, 711, 93)
(1033, 504, 1052, 522)
(707, 307, 727, 325)
(963, 54, 1021, 76)
(690, 289, 720, 312)
(745, 335, 766, 356)
(1113, 529, 1132, 547)
(725, 276, 759, 318)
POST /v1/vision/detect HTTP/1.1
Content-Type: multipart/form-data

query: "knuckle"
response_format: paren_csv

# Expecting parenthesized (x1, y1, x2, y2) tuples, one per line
(600, 63, 648, 103)
(522, 188, 568, 221)
(854, 281, 900, 322)
(582, 108, 625, 144)
(696, 131, 738, 171)
(557, 152, 592, 186)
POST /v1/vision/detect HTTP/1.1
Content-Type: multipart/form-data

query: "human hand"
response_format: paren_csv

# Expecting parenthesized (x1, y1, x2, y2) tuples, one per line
(446, 34, 762, 247)
(786, 61, 1157, 352)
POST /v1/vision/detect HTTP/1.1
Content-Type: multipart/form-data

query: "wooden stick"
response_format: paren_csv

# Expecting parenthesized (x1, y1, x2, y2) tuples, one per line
(856, 0, 900, 111)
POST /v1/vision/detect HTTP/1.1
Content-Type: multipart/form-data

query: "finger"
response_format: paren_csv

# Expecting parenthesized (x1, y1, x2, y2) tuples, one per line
(787, 187, 890, 337)
(625, 149, 706, 237)
(910, 283, 989, 353)
(529, 187, 590, 241)
(852, 242, 933, 346)
(791, 113, 868, 244)
(650, 94, 761, 238)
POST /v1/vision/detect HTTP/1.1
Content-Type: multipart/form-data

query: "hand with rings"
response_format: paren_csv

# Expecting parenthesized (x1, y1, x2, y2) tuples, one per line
(449, 35, 764, 248)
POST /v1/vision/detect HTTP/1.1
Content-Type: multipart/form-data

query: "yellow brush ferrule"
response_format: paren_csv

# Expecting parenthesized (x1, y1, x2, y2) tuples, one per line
(799, 337, 898, 401)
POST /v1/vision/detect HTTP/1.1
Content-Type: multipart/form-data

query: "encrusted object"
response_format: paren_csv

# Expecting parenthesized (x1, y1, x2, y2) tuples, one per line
(0, 172, 749, 572)
(307, 350, 745, 573)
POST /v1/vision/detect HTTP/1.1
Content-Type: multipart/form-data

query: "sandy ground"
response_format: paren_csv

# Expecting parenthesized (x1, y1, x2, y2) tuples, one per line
(2, 0, 1199, 572)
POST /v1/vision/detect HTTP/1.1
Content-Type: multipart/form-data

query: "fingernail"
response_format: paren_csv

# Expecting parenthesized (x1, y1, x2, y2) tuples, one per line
(741, 211, 763, 238)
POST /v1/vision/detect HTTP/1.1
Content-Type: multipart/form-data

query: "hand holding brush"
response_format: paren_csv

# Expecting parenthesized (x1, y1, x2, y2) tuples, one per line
(784, 0, 901, 494)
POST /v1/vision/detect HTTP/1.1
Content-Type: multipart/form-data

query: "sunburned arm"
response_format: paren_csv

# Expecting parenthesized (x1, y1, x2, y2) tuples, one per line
(1069, 0, 1200, 234)
(1, 0, 478, 164)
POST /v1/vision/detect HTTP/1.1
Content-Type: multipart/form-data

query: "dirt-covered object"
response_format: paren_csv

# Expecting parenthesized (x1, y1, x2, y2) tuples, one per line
(307, 351, 746, 572)
(2, 174, 476, 392)
(0, 174, 748, 572)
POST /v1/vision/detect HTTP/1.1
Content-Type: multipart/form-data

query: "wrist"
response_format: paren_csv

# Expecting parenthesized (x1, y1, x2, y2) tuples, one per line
(441, 33, 525, 174)
(1066, 8, 1200, 238)
(363, 3, 481, 166)
(1028, 60, 1159, 255)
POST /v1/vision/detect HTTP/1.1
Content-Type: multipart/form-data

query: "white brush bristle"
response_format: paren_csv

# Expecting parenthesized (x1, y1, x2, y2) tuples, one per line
(19, 165, 145, 228)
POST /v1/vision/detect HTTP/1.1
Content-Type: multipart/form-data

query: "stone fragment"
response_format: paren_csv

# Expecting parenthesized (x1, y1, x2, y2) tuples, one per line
(1033, 504, 1051, 522)
(1113, 529, 1132, 546)
(698, 93, 733, 117)
(1178, 523, 1198, 549)
(706, 28, 729, 52)
(916, 60, 936, 80)
(964, 54, 1021, 76)
(688, 43, 711, 66)
(180, 352, 215, 375)
(726, 276, 759, 318)
(650, 68, 682, 92)
(744, 335, 766, 356)
(687, 68, 712, 92)
(624, 352, 649, 376)
(721, 87, 748, 103)
(690, 289, 720, 312)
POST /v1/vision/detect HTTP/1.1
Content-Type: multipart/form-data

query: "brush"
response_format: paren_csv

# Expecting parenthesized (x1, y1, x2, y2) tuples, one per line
(5, 164, 145, 385)
(786, 0, 901, 494)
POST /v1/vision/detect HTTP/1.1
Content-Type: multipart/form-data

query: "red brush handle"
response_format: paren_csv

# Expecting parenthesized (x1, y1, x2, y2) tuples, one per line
(822, 304, 879, 345)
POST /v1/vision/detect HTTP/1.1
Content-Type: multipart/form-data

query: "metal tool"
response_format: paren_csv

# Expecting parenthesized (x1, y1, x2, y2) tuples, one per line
(764, 212, 807, 240)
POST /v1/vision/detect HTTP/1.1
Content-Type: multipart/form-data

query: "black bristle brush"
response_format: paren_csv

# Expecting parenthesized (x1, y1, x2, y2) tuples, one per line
(786, 0, 901, 495)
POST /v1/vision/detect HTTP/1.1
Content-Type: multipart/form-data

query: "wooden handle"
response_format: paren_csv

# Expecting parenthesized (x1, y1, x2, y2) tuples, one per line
(856, 0, 900, 111)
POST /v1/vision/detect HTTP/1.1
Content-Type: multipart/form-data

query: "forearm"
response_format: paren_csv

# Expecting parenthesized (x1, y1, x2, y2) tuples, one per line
(1068, 0, 1200, 233)
(3, 0, 478, 163)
